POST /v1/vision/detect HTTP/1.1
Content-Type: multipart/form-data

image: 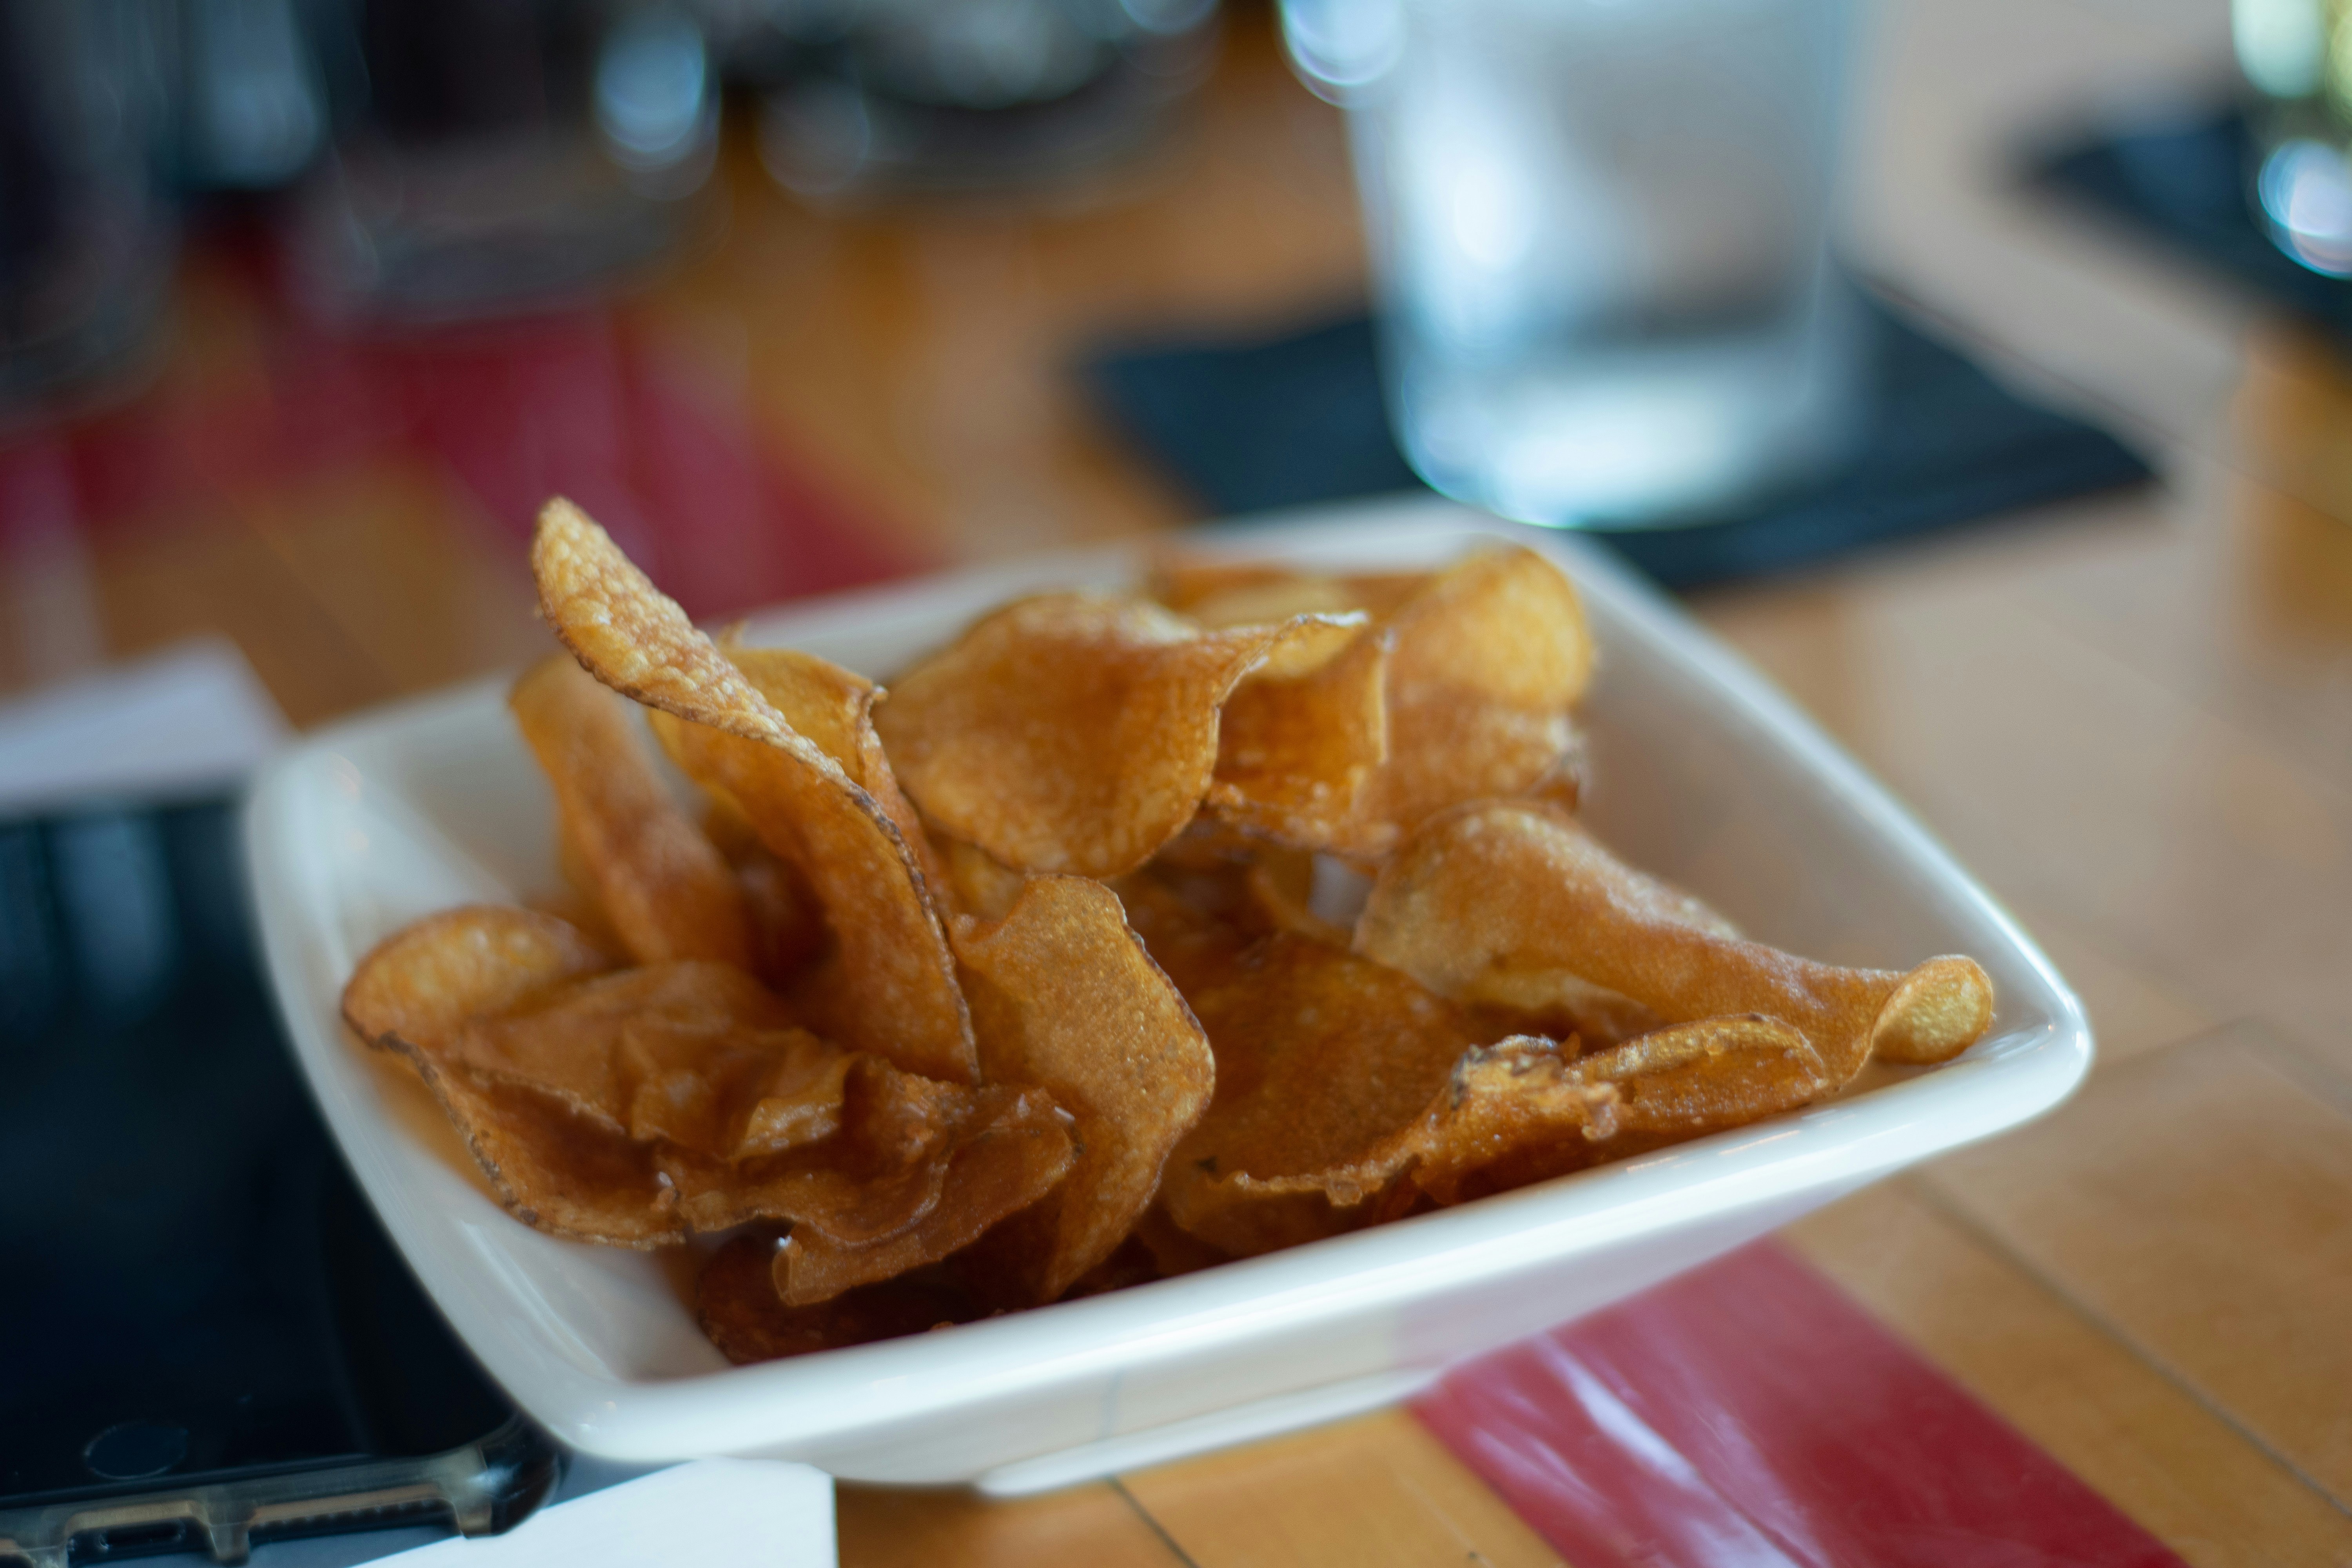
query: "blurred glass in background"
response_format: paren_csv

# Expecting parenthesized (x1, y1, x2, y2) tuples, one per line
(0, 0, 176, 416)
(1283, 0, 1861, 528)
(289, 0, 721, 320)
(2235, 0, 2352, 276)
(731, 0, 1219, 198)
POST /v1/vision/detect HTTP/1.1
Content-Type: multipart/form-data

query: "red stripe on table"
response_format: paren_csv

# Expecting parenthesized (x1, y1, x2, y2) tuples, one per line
(2, 231, 921, 620)
(1414, 1241, 2184, 1568)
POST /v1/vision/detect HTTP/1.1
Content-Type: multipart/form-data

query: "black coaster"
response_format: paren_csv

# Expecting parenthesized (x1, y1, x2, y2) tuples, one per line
(1083, 296, 2152, 593)
(2030, 107, 2352, 334)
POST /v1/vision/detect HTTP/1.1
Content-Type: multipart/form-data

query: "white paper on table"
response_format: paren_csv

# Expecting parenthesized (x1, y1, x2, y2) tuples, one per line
(374, 1461, 835, 1568)
(0, 637, 289, 812)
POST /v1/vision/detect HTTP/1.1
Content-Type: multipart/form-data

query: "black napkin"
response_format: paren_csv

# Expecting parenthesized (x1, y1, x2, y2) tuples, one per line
(1084, 296, 2151, 592)
(2031, 108, 2352, 334)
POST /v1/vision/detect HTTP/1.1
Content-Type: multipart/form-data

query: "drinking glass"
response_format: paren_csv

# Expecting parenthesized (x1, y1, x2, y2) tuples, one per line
(2235, 0, 2352, 274)
(289, 0, 720, 321)
(1283, 0, 1862, 527)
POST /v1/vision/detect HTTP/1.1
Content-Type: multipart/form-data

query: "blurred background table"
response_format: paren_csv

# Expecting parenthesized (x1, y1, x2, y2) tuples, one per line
(6, 0, 2350, 1563)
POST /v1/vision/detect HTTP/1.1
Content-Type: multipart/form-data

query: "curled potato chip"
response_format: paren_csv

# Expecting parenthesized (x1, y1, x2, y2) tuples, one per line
(1352, 546, 1593, 846)
(774, 1079, 1075, 1305)
(1205, 625, 1392, 852)
(1153, 561, 1431, 626)
(1107, 865, 1256, 997)
(659, 1057, 986, 1241)
(342, 905, 614, 1053)
(441, 960, 795, 1131)
(534, 498, 975, 1084)
(429, 1066, 688, 1247)
(951, 876, 1214, 1302)
(1175, 1015, 1829, 1255)
(735, 846, 829, 991)
(511, 654, 752, 969)
(930, 831, 1029, 920)
(873, 592, 1354, 877)
(1165, 548, 1592, 852)
(1159, 935, 1488, 1254)
(698, 1234, 982, 1365)
(1357, 801, 1996, 1079)
(717, 641, 939, 881)
(341, 906, 685, 1247)
(1404, 1017, 1829, 1204)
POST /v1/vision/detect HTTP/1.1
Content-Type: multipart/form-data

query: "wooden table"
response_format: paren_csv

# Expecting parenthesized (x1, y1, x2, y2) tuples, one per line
(7, 2, 2350, 1563)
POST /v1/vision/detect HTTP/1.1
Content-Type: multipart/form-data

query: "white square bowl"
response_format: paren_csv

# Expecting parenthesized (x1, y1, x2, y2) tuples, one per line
(244, 495, 2090, 1492)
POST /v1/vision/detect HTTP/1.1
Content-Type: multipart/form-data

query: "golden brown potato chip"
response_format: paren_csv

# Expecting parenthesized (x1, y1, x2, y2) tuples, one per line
(1152, 561, 1432, 626)
(1357, 801, 1996, 1079)
(340, 908, 687, 1247)
(773, 1079, 1076, 1305)
(1205, 625, 1393, 852)
(533, 498, 975, 1084)
(1160, 548, 1592, 852)
(1159, 935, 1488, 1254)
(342, 905, 614, 1055)
(511, 654, 752, 969)
(873, 592, 1353, 877)
(653, 1056, 1067, 1253)
(951, 876, 1214, 1302)
(1351, 547, 1593, 846)
(1153, 563, 1363, 626)
(717, 641, 940, 882)
(1107, 864, 1256, 997)
(735, 846, 828, 991)
(440, 960, 795, 1130)
(698, 1234, 983, 1365)
(1174, 1015, 1827, 1254)
(423, 1065, 688, 1247)
(929, 830, 1029, 920)
(1403, 1017, 1829, 1204)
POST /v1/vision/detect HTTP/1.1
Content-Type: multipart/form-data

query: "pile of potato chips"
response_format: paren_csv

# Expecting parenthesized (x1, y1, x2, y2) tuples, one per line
(340, 499, 1995, 1363)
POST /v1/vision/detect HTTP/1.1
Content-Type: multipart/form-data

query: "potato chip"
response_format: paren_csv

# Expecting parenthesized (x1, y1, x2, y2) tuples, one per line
(342, 905, 613, 1055)
(930, 830, 1029, 920)
(774, 1080, 1076, 1305)
(717, 640, 938, 881)
(1357, 801, 1996, 1079)
(1351, 546, 1593, 846)
(950, 876, 1214, 1302)
(533, 498, 976, 1084)
(430, 1066, 690, 1247)
(735, 846, 828, 990)
(1161, 548, 1592, 852)
(1174, 1014, 1828, 1253)
(698, 1234, 982, 1365)
(511, 653, 753, 969)
(440, 960, 795, 1131)
(1403, 1017, 1828, 1204)
(1152, 561, 1431, 626)
(1106, 865, 1255, 998)
(872, 592, 1354, 877)
(1158, 934, 1489, 1254)
(1204, 625, 1393, 852)
(340, 907, 686, 1247)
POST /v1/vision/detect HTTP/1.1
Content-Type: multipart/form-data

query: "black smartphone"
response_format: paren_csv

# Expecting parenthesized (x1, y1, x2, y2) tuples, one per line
(0, 797, 561, 1568)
